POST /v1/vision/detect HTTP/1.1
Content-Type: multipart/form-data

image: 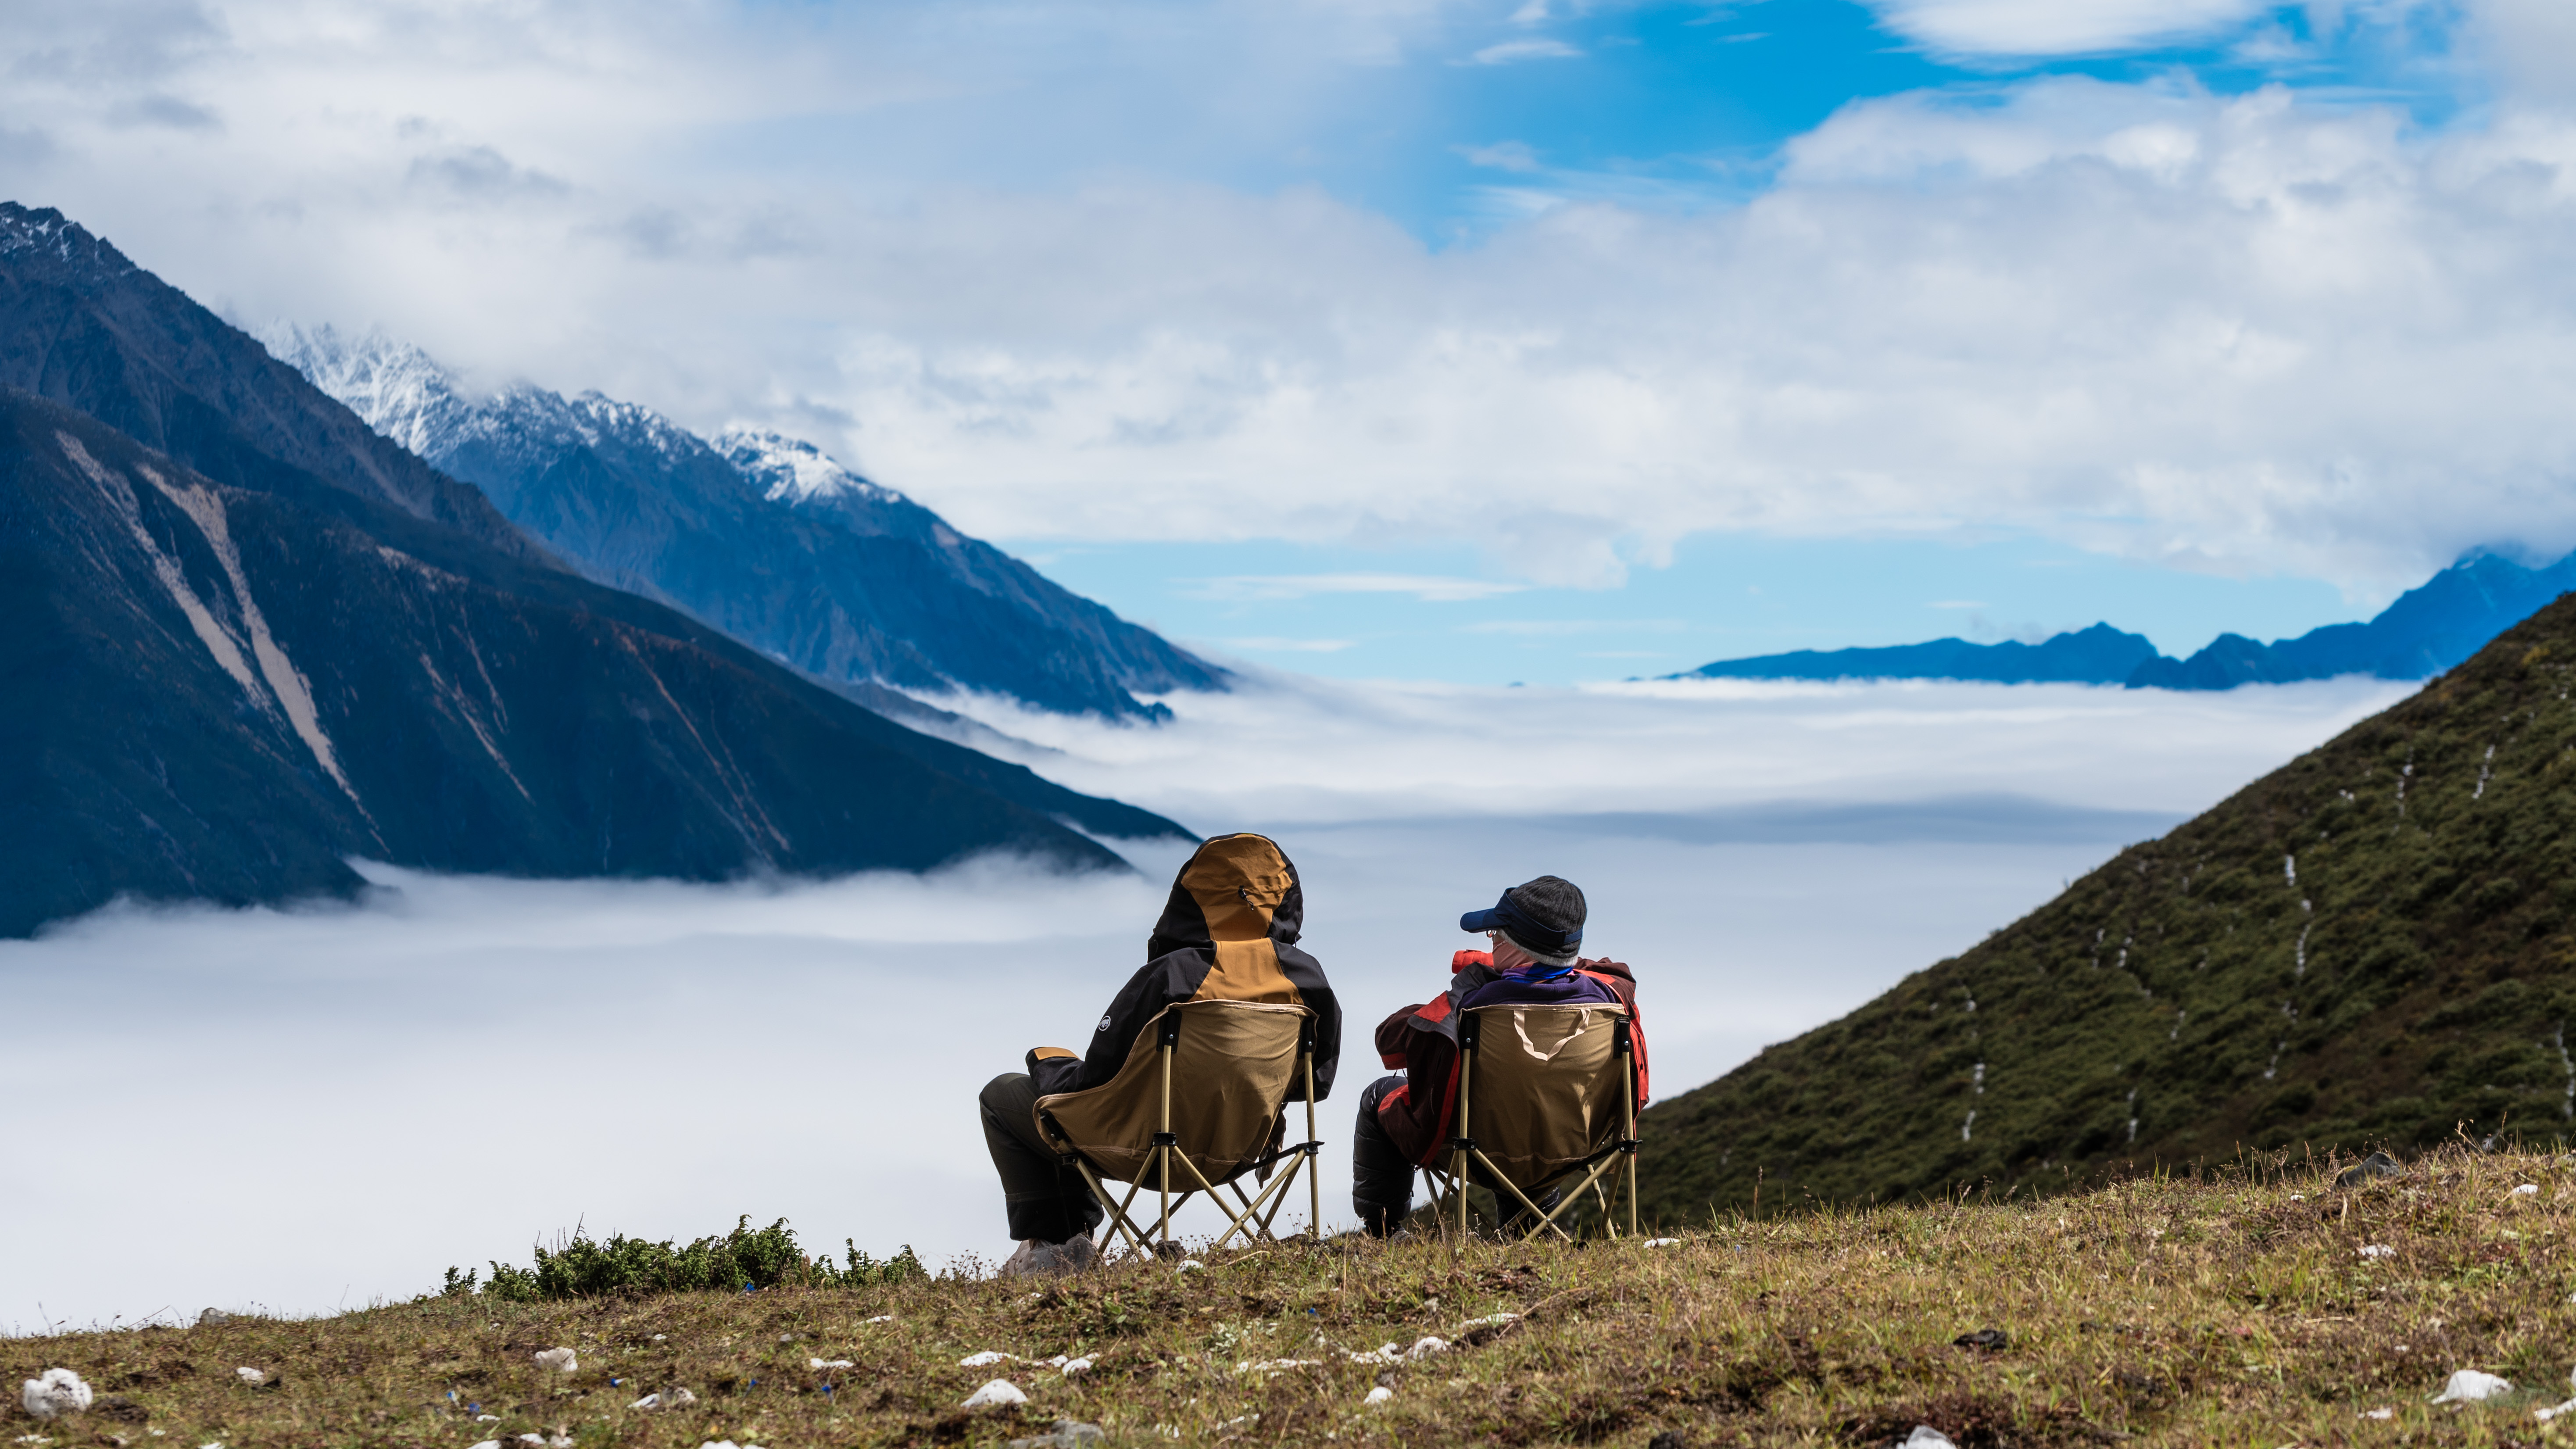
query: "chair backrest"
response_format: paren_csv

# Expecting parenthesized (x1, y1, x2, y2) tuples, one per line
(1460, 1003, 1631, 1186)
(1035, 998, 1310, 1185)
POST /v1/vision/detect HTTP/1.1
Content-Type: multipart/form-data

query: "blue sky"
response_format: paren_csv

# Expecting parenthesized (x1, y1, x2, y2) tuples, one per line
(6, 0, 2574, 685)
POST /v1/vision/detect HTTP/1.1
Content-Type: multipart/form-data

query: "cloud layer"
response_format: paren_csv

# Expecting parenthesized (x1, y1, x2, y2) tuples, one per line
(0, 2, 2570, 600)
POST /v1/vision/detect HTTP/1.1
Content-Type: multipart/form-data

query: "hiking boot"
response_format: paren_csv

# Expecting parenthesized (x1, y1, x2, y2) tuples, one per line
(1000, 1234, 1100, 1278)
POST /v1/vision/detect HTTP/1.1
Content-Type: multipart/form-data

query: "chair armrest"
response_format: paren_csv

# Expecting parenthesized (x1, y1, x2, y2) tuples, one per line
(1029, 1046, 1078, 1061)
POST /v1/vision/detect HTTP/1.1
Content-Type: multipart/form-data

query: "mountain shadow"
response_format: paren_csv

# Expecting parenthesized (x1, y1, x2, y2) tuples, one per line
(1639, 595, 2576, 1220)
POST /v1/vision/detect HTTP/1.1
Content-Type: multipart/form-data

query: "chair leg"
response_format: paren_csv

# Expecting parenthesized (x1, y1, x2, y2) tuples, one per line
(1069, 1156, 1156, 1260)
(1169, 1146, 1281, 1252)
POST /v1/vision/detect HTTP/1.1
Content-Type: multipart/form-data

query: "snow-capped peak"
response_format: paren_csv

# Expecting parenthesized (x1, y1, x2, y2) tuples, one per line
(716, 426, 901, 507)
(258, 322, 471, 458)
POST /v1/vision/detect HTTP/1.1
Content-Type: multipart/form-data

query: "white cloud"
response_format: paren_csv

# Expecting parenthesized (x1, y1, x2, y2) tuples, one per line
(1211, 635, 1360, 651)
(1180, 573, 1529, 602)
(1860, 0, 2273, 56)
(1456, 139, 1543, 171)
(5, 4, 2576, 601)
(930, 667, 2414, 826)
(1464, 37, 1582, 63)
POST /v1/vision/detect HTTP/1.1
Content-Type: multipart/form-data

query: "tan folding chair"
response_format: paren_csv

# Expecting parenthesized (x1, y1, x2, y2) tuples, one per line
(1419, 1002, 1640, 1241)
(1034, 998, 1323, 1259)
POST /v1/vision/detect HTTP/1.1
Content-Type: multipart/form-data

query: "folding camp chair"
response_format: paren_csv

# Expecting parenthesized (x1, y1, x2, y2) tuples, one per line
(1034, 998, 1324, 1259)
(1418, 1002, 1639, 1242)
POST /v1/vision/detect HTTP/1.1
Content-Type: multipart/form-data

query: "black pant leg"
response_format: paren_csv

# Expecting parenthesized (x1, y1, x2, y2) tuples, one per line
(978, 1073, 1102, 1245)
(1350, 1073, 1416, 1235)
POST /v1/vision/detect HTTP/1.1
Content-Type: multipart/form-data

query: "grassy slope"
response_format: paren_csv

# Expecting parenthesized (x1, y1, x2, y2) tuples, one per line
(1640, 592, 2576, 1226)
(9, 1150, 2576, 1446)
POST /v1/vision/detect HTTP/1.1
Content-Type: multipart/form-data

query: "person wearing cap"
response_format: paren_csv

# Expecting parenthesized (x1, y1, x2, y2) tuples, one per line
(1348, 875, 1649, 1236)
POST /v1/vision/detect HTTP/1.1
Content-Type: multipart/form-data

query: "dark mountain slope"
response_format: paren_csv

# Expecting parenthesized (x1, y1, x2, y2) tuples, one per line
(1683, 622, 2160, 685)
(1640, 594, 2576, 1222)
(0, 391, 1185, 937)
(266, 326, 1225, 720)
(0, 204, 540, 563)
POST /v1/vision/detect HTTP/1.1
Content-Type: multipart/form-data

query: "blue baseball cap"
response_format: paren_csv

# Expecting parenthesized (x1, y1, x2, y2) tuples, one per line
(1460, 876, 1586, 960)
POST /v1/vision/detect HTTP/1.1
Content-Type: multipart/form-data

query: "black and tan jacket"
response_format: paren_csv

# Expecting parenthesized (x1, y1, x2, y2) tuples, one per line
(1026, 833, 1340, 1101)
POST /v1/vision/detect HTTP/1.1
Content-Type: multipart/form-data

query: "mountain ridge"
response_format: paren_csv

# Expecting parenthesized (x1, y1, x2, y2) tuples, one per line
(1677, 550, 2576, 691)
(265, 324, 1225, 721)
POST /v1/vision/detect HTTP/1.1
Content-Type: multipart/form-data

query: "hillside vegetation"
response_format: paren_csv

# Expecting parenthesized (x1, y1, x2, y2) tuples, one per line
(1641, 590, 2576, 1224)
(9, 1150, 2574, 1446)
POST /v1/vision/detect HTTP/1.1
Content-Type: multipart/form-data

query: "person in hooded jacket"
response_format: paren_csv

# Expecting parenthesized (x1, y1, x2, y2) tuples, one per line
(1350, 874, 1647, 1236)
(978, 832, 1342, 1275)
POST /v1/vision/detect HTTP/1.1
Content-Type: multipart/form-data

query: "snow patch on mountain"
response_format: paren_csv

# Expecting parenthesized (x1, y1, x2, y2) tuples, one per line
(719, 426, 902, 506)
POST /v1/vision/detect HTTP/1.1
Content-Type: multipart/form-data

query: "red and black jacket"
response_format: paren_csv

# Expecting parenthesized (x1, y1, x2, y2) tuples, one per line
(1370, 951, 1648, 1166)
(1027, 833, 1341, 1102)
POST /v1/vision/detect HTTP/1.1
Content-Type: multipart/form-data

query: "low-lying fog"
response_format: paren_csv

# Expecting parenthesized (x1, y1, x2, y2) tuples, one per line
(0, 674, 2411, 1331)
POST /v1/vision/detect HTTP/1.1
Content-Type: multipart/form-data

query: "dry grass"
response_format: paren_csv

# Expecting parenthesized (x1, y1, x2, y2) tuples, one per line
(11, 1147, 2576, 1447)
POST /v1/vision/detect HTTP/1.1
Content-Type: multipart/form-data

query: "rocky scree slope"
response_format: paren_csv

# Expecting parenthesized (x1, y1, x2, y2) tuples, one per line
(267, 325, 1226, 722)
(1641, 593, 2576, 1223)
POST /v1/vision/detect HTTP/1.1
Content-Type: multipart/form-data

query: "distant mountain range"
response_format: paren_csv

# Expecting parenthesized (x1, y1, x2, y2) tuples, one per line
(265, 326, 1222, 722)
(1640, 590, 2576, 1218)
(0, 201, 1186, 937)
(1682, 550, 2576, 690)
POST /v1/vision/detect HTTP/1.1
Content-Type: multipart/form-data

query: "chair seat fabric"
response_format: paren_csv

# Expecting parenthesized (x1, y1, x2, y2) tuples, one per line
(1037, 999, 1310, 1185)
(1463, 1003, 1628, 1184)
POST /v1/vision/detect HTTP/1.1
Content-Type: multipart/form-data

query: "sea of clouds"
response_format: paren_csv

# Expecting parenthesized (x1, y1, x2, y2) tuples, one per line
(0, 672, 2412, 1331)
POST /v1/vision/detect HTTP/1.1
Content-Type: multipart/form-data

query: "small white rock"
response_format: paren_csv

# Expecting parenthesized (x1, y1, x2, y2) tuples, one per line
(465, 1442, 499, 1449)
(629, 1394, 661, 1410)
(863, 1314, 894, 1324)
(651, 1334, 668, 1341)
(233, 1367, 266, 1385)
(1642, 1237, 1682, 1248)
(21, 1370, 92, 1420)
(962, 1379, 1027, 1409)
(2361, 1407, 2394, 1420)
(959, 1350, 1017, 1367)
(808, 1357, 855, 1370)
(1402, 1337, 1448, 1361)
(2537, 1398, 2576, 1423)
(532, 1347, 577, 1374)
(2430, 1369, 2514, 1403)
(1902, 1429, 1957, 1449)
(2359, 1244, 2396, 1259)
(1175, 1259, 1206, 1274)
(476, 1415, 501, 1423)
(1061, 1356, 1095, 1377)
(664, 1388, 699, 1407)
(2515, 1184, 2541, 1197)
(1363, 1386, 1394, 1406)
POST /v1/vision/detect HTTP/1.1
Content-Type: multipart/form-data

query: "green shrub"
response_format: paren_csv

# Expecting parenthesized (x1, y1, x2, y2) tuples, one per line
(450, 1216, 926, 1303)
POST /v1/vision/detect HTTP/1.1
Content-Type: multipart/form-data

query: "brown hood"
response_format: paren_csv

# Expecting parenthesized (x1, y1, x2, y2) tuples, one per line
(1148, 832, 1304, 954)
